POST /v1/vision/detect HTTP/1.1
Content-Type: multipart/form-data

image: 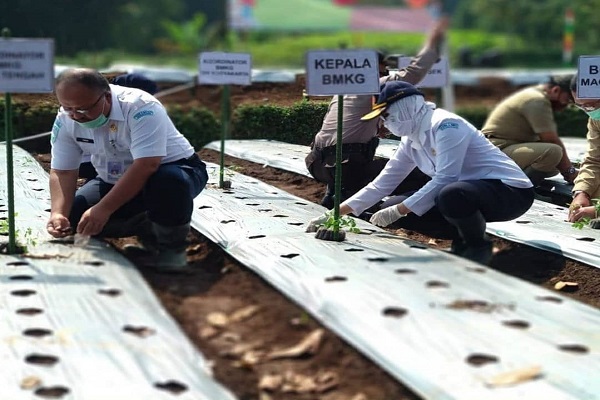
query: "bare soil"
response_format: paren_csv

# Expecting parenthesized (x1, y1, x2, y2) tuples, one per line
(28, 78, 600, 400)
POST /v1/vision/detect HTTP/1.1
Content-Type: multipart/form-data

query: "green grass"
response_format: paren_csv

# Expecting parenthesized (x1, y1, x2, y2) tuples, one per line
(252, 0, 351, 31)
(57, 29, 533, 70)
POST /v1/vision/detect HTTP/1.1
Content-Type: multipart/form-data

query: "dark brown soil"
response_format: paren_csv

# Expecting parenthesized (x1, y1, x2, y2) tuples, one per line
(28, 78, 600, 400)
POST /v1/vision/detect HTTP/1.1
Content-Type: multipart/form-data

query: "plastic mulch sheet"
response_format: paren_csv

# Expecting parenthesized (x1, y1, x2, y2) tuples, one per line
(192, 162, 600, 400)
(0, 144, 236, 400)
(203, 138, 600, 270)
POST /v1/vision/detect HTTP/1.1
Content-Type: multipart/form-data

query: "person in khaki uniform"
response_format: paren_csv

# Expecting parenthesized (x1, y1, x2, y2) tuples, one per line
(305, 16, 450, 209)
(568, 74, 600, 225)
(481, 75, 578, 186)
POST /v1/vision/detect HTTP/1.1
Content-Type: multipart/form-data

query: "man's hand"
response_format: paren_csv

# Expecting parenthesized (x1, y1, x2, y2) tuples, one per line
(572, 191, 592, 208)
(47, 214, 72, 238)
(568, 204, 596, 223)
(369, 205, 406, 227)
(77, 205, 112, 236)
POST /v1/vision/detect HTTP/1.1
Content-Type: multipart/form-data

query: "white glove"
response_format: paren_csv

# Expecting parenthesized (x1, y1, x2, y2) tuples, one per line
(306, 213, 330, 232)
(369, 206, 406, 227)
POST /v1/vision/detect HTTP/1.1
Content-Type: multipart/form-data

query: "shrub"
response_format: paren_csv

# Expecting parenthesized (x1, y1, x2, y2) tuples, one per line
(6, 99, 590, 154)
(167, 105, 221, 150)
(0, 99, 57, 139)
(231, 104, 289, 141)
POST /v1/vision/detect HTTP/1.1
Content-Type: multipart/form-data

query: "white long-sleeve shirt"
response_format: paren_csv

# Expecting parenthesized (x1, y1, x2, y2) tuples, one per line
(345, 108, 533, 216)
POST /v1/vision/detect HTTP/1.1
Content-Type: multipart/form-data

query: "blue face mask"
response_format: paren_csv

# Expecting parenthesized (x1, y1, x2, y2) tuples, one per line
(75, 98, 109, 128)
(586, 108, 600, 121)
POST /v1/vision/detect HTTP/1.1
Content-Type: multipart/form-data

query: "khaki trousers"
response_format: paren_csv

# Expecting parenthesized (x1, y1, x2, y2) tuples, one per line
(491, 139, 563, 174)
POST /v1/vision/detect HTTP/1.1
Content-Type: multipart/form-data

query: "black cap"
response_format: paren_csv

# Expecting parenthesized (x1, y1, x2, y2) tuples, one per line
(549, 74, 574, 101)
(113, 73, 158, 95)
(361, 81, 424, 120)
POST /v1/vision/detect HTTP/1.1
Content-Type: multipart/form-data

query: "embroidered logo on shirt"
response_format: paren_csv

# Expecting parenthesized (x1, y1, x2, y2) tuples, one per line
(438, 122, 458, 131)
(110, 123, 117, 132)
(133, 110, 154, 120)
(51, 120, 62, 144)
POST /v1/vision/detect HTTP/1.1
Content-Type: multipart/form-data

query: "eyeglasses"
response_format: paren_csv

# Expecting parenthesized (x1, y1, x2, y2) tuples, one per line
(573, 100, 600, 112)
(61, 93, 106, 115)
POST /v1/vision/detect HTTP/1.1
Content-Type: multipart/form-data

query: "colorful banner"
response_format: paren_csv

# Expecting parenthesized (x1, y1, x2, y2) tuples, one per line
(563, 8, 574, 65)
(228, 0, 434, 32)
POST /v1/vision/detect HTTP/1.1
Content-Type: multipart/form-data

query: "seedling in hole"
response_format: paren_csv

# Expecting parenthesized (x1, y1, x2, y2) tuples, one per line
(312, 212, 361, 241)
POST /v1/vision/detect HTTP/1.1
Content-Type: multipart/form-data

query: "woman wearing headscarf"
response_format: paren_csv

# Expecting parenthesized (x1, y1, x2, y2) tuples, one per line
(308, 81, 535, 264)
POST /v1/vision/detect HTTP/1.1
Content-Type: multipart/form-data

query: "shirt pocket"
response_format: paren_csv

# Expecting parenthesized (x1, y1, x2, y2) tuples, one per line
(77, 142, 96, 155)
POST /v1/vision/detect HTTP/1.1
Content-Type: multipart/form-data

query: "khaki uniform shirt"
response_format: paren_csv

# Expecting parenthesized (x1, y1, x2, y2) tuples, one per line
(313, 45, 440, 148)
(481, 85, 557, 148)
(573, 118, 600, 197)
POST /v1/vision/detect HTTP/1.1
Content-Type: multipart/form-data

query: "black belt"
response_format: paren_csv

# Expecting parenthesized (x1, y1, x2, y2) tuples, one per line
(318, 142, 371, 158)
(168, 152, 202, 166)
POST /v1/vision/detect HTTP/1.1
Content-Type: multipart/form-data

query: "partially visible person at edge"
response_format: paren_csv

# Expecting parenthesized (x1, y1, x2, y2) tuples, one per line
(481, 74, 578, 188)
(46, 68, 208, 272)
(307, 81, 535, 265)
(567, 73, 600, 226)
(78, 72, 159, 183)
(304, 15, 451, 210)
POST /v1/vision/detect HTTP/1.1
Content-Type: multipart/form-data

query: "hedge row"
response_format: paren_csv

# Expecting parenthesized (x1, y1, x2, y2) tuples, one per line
(172, 100, 589, 150)
(0, 98, 590, 152)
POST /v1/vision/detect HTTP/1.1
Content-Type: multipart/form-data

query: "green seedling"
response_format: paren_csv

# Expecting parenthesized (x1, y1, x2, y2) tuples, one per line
(0, 214, 37, 253)
(315, 211, 360, 241)
(317, 211, 361, 234)
(572, 217, 591, 230)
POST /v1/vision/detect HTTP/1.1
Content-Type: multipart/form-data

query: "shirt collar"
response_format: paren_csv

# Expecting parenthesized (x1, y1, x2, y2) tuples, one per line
(107, 84, 126, 122)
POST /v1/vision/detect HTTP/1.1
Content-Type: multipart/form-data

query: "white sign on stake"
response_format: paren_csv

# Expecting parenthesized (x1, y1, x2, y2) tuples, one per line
(576, 55, 600, 99)
(306, 50, 379, 96)
(398, 56, 449, 88)
(0, 38, 54, 93)
(198, 52, 252, 86)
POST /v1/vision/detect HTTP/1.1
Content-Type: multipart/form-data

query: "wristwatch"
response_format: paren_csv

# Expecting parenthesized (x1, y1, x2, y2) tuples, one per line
(565, 166, 577, 175)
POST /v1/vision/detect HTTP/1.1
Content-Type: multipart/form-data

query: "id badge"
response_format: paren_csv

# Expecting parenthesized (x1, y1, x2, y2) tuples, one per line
(107, 160, 124, 179)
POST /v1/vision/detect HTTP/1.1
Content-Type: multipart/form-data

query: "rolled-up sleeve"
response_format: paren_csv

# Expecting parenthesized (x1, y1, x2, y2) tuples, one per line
(574, 119, 600, 197)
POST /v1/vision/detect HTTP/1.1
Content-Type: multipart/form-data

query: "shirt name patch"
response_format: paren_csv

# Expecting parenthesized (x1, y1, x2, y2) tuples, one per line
(133, 110, 154, 120)
(76, 137, 95, 143)
(438, 122, 459, 131)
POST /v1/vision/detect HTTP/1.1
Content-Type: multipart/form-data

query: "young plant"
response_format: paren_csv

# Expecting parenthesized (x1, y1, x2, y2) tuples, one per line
(0, 215, 36, 254)
(318, 211, 361, 234)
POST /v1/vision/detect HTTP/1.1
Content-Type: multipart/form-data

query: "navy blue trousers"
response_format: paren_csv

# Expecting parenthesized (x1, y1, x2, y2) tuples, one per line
(69, 155, 208, 228)
(392, 179, 535, 238)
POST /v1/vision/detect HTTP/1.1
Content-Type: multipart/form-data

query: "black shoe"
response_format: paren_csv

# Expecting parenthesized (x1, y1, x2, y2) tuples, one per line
(321, 194, 334, 210)
(461, 239, 493, 265)
(450, 238, 468, 255)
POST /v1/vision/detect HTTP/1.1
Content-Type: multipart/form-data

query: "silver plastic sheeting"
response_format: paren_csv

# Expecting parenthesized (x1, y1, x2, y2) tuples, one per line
(0, 145, 236, 400)
(203, 139, 600, 269)
(193, 163, 600, 400)
(487, 201, 600, 265)
(204, 140, 313, 177)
